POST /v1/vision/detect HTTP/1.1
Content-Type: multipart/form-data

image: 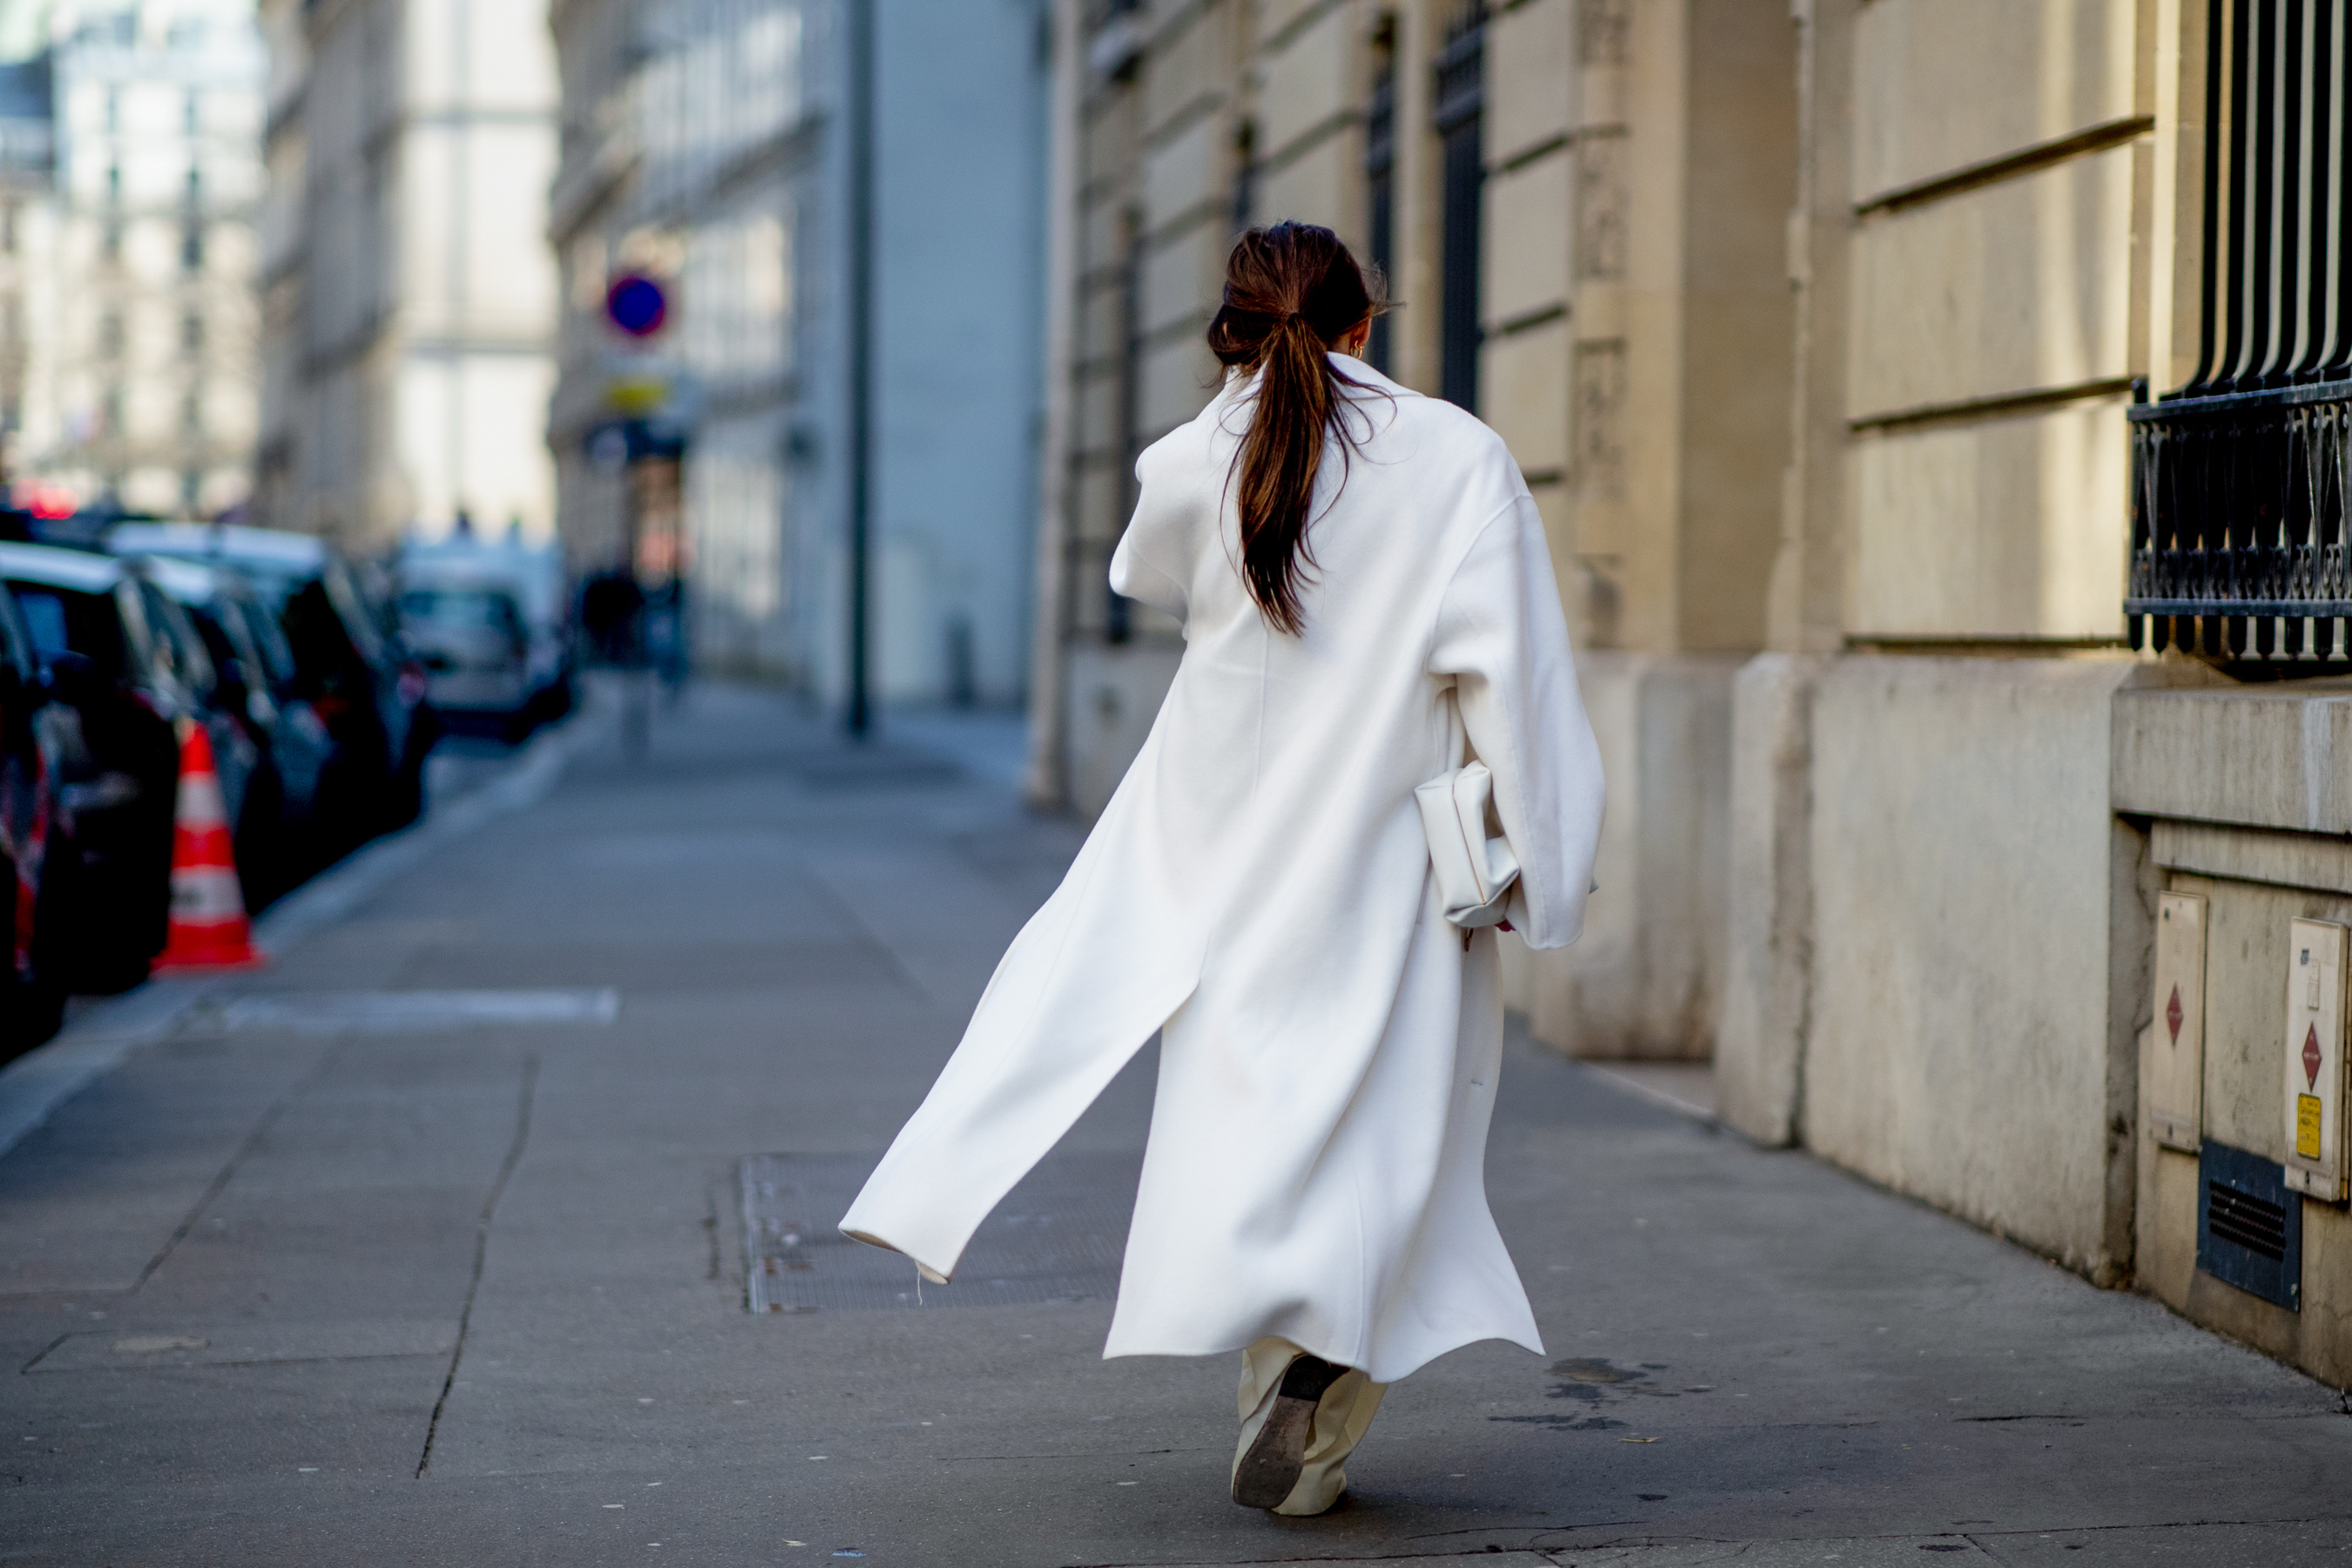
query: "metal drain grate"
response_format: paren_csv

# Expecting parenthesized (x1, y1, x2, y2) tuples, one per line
(739, 1152, 1139, 1313)
(2197, 1140, 2302, 1311)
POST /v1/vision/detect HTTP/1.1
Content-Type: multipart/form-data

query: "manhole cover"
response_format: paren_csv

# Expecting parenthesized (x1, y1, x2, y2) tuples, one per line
(739, 1152, 1138, 1313)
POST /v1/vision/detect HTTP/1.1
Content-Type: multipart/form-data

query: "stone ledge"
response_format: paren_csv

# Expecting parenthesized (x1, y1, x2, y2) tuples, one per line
(2115, 673, 2352, 832)
(2151, 818, 2352, 896)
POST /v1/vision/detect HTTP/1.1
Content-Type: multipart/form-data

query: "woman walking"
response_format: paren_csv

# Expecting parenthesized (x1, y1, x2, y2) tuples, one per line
(841, 222, 1604, 1516)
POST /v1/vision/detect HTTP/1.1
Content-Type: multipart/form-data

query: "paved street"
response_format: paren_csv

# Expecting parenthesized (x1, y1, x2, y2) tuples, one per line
(2, 684, 2349, 1567)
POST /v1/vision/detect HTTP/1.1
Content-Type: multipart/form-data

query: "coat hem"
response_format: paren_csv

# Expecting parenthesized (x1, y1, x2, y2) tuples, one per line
(1098, 1324, 1544, 1387)
(840, 1227, 951, 1286)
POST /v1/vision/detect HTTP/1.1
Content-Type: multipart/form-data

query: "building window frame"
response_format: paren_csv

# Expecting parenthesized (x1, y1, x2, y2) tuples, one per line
(1433, 3, 1486, 411)
(1363, 24, 1396, 374)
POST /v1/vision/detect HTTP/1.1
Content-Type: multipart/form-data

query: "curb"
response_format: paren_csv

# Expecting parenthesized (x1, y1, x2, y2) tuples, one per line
(1580, 1061, 1721, 1126)
(0, 702, 608, 1165)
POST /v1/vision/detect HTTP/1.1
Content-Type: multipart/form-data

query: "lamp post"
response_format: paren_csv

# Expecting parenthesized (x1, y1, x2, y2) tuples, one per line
(844, 0, 876, 737)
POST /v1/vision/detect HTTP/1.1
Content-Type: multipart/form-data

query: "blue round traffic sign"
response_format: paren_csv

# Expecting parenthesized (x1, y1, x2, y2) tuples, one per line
(606, 274, 667, 337)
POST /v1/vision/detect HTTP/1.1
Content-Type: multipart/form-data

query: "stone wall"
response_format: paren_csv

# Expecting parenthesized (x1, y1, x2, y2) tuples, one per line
(1502, 652, 1739, 1060)
(1715, 0, 2166, 1287)
(1815, 658, 2149, 1279)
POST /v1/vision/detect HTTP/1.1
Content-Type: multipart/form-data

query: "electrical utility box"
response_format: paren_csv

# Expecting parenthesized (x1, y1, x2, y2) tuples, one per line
(2150, 892, 2207, 1152)
(2283, 918, 2349, 1203)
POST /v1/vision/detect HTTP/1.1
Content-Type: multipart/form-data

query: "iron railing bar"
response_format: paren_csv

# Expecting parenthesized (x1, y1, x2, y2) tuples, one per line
(2229, 0, 2253, 387)
(2139, 372, 2352, 414)
(2308, 0, 2342, 374)
(2242, 0, 2279, 385)
(2257, 0, 2300, 382)
(2288, 0, 2321, 376)
(2278, 0, 2311, 382)
(2194, 0, 2233, 390)
(2126, 600, 2352, 613)
(2323, 0, 2342, 374)
(2237, 0, 2268, 386)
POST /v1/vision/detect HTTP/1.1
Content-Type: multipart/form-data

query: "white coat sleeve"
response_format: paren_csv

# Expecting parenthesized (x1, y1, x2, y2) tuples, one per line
(1107, 467, 1191, 623)
(1108, 528, 1188, 621)
(1426, 496, 1605, 950)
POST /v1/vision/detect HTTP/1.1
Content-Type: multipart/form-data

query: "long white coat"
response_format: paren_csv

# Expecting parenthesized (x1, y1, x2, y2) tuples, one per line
(841, 356, 1605, 1384)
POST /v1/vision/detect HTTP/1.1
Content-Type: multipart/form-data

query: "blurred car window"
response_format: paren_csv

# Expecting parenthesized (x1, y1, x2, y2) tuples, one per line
(281, 578, 363, 687)
(17, 591, 66, 660)
(320, 556, 387, 666)
(0, 583, 33, 682)
(133, 579, 219, 705)
(13, 586, 130, 680)
(402, 588, 524, 639)
(353, 558, 402, 641)
(230, 564, 309, 611)
(187, 606, 246, 690)
(236, 595, 298, 687)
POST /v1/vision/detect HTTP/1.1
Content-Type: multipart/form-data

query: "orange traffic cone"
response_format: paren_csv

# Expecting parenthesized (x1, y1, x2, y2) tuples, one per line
(152, 720, 265, 973)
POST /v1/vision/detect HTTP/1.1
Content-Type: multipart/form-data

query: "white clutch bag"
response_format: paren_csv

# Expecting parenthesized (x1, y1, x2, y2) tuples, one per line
(1416, 755, 1522, 930)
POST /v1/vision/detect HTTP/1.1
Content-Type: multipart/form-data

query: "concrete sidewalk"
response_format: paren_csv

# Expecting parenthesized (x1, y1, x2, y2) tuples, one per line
(0, 683, 2347, 1567)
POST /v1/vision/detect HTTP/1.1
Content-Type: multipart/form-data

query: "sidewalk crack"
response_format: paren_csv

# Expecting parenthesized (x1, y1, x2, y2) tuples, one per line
(415, 1051, 539, 1479)
(17, 1331, 71, 1376)
(132, 1043, 342, 1292)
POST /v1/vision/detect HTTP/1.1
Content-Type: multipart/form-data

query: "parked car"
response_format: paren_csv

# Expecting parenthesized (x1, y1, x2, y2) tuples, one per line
(0, 570, 58, 1052)
(107, 523, 438, 861)
(135, 555, 335, 910)
(397, 582, 535, 739)
(0, 543, 186, 997)
(398, 534, 574, 737)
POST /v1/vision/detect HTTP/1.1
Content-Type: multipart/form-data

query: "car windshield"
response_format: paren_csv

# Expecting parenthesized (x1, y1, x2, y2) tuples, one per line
(402, 589, 522, 635)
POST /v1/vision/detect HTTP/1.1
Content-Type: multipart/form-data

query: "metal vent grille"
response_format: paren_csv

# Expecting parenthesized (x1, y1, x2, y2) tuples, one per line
(740, 1152, 1139, 1314)
(2197, 1140, 2302, 1311)
(2206, 1181, 2288, 1260)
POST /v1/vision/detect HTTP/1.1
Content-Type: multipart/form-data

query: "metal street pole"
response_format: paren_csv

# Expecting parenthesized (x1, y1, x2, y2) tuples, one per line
(1021, 0, 1082, 810)
(844, 0, 875, 737)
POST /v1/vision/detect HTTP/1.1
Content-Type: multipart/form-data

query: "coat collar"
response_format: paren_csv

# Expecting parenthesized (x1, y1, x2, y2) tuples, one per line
(1213, 352, 1422, 405)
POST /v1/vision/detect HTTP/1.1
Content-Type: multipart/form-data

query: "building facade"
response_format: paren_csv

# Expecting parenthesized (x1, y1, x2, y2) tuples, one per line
(0, 0, 263, 519)
(545, 0, 1048, 702)
(254, 0, 559, 552)
(1029, 0, 1793, 1064)
(0, 52, 55, 493)
(1715, 0, 2352, 1387)
(1034, 0, 2352, 1385)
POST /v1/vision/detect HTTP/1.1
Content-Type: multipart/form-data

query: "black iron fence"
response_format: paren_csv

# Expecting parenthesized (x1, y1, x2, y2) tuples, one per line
(2127, 0, 2352, 664)
(2128, 382, 2352, 659)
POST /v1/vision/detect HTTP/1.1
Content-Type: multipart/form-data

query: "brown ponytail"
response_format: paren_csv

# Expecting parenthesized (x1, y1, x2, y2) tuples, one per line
(1206, 223, 1383, 634)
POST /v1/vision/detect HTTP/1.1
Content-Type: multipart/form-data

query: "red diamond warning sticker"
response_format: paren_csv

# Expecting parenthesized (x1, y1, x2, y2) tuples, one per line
(2166, 985, 2184, 1044)
(2304, 1023, 2323, 1091)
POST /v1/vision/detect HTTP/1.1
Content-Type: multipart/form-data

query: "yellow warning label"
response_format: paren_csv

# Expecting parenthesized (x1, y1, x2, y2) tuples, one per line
(2297, 1094, 2325, 1160)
